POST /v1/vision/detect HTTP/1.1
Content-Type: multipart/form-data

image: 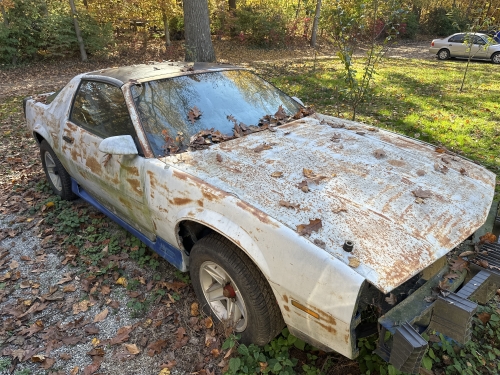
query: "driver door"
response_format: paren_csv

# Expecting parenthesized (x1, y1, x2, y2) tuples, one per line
(61, 80, 155, 240)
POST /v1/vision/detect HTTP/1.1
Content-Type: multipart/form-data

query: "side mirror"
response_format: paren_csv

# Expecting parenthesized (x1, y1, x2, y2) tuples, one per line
(292, 96, 305, 106)
(99, 135, 138, 155)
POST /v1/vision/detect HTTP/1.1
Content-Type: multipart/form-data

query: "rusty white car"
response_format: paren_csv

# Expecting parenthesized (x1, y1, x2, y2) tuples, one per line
(430, 32, 500, 63)
(24, 62, 500, 374)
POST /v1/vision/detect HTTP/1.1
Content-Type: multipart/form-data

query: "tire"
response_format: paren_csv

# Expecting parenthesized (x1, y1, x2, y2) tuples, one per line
(190, 233, 284, 345)
(437, 49, 450, 60)
(492, 52, 500, 64)
(40, 140, 77, 200)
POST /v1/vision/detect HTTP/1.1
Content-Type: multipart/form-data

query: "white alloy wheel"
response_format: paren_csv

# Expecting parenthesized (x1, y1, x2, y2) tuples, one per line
(199, 261, 248, 332)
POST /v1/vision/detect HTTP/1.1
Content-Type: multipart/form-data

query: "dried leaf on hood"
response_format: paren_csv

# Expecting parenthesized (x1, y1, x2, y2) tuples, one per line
(434, 163, 448, 174)
(435, 146, 447, 153)
(412, 188, 432, 199)
(216, 154, 223, 163)
(331, 133, 342, 142)
(253, 143, 273, 153)
(303, 168, 328, 184)
(348, 256, 360, 268)
(441, 156, 451, 164)
(356, 131, 366, 136)
(460, 167, 468, 176)
(274, 105, 287, 121)
(279, 200, 300, 209)
(479, 232, 496, 244)
(313, 239, 326, 249)
(271, 171, 283, 178)
(187, 106, 202, 123)
(416, 169, 426, 176)
(297, 219, 322, 236)
(293, 106, 315, 119)
(297, 180, 309, 193)
(373, 149, 386, 159)
(385, 293, 397, 305)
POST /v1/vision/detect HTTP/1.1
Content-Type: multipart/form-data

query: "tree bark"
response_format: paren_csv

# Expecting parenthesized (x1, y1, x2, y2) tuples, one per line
(162, 8, 171, 47)
(228, 0, 236, 10)
(1, 5, 9, 27)
(310, 0, 322, 47)
(69, 0, 87, 62)
(183, 0, 216, 62)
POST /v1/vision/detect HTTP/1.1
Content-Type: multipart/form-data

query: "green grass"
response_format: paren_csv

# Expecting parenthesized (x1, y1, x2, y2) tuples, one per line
(263, 57, 500, 175)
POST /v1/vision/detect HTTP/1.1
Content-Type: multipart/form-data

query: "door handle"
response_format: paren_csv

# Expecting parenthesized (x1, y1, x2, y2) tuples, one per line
(448, 44, 452, 46)
(63, 135, 74, 144)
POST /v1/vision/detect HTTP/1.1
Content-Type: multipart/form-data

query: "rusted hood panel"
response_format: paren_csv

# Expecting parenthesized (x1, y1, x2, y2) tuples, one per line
(161, 114, 496, 293)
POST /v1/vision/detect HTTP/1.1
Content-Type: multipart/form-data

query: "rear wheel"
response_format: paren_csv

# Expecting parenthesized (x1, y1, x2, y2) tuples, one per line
(190, 234, 284, 345)
(492, 52, 500, 64)
(40, 140, 76, 200)
(437, 49, 450, 60)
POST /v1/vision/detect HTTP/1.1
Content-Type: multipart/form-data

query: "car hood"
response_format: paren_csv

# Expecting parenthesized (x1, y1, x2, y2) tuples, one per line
(160, 114, 495, 293)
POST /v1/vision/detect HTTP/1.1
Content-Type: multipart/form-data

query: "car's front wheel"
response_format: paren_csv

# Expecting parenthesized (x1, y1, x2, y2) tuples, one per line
(492, 52, 500, 64)
(40, 140, 76, 200)
(437, 49, 451, 60)
(189, 233, 284, 345)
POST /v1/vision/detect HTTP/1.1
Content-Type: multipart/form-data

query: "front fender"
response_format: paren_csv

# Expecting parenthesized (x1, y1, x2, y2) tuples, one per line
(174, 207, 271, 277)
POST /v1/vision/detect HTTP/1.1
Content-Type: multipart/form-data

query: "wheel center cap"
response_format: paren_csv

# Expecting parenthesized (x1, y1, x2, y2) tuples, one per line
(223, 283, 236, 298)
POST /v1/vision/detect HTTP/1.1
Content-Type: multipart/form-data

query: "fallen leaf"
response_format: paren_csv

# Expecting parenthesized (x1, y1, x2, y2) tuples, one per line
(108, 326, 134, 345)
(159, 368, 171, 375)
(477, 259, 489, 268)
(9, 260, 19, 269)
(147, 339, 168, 356)
(274, 105, 287, 120)
(253, 143, 273, 153)
(460, 167, 468, 175)
(188, 106, 202, 123)
(450, 257, 469, 272)
(435, 146, 447, 153)
(296, 219, 322, 236)
(459, 251, 475, 258)
(479, 232, 496, 244)
(416, 169, 426, 176)
(373, 149, 386, 159)
(189, 302, 200, 317)
(63, 284, 76, 293)
(60, 353, 72, 361)
(116, 277, 128, 287)
(124, 343, 140, 355)
(73, 300, 90, 315)
(205, 317, 213, 329)
(20, 280, 31, 289)
(41, 357, 55, 370)
(303, 168, 327, 184)
(211, 348, 220, 358)
(160, 360, 177, 370)
(297, 180, 309, 193)
(216, 154, 223, 163)
(271, 171, 283, 178)
(313, 239, 326, 249)
(279, 200, 300, 209)
(434, 163, 448, 174)
(70, 367, 79, 375)
(32, 354, 45, 362)
(412, 188, 432, 199)
(348, 257, 360, 268)
(385, 293, 397, 305)
(56, 272, 73, 285)
(477, 312, 491, 324)
(94, 308, 109, 322)
(92, 338, 100, 346)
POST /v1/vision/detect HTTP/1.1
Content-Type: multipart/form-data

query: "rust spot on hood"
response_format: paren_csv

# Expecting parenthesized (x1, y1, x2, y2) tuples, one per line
(147, 170, 157, 189)
(236, 201, 278, 227)
(120, 163, 139, 176)
(86, 156, 102, 174)
(388, 159, 406, 167)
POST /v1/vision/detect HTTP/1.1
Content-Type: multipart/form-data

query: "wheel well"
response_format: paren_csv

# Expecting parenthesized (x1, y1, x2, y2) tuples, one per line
(177, 220, 214, 253)
(33, 132, 44, 145)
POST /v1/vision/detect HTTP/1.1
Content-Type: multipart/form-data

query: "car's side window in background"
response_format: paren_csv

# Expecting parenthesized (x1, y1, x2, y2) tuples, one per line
(70, 81, 136, 139)
(449, 34, 465, 43)
(472, 36, 485, 45)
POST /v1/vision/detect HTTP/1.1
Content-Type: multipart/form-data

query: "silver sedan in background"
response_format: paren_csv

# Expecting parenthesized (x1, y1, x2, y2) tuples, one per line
(430, 32, 500, 63)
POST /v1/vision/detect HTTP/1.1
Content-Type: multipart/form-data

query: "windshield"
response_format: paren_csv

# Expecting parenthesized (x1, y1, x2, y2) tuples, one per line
(131, 70, 305, 157)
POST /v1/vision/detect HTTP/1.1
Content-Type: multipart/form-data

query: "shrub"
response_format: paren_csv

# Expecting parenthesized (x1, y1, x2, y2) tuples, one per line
(234, 6, 288, 47)
(425, 7, 471, 36)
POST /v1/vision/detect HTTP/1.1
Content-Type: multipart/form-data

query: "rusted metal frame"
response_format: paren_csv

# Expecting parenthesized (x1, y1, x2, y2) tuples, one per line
(122, 82, 154, 158)
(83, 75, 125, 87)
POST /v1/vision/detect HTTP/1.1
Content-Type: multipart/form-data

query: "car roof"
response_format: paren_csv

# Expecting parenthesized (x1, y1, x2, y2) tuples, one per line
(84, 61, 243, 86)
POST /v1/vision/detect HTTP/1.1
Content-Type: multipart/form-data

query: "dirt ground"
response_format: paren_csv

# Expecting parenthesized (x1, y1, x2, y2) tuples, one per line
(0, 37, 430, 375)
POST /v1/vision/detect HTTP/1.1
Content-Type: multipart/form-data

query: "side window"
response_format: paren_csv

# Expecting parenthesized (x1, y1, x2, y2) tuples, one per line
(472, 36, 486, 45)
(449, 34, 465, 43)
(70, 81, 136, 139)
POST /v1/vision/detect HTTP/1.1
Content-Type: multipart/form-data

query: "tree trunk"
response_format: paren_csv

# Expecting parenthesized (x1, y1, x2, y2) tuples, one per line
(228, 0, 236, 10)
(183, 0, 216, 62)
(162, 8, 171, 47)
(82, 0, 89, 11)
(69, 0, 87, 62)
(1, 5, 9, 27)
(310, 0, 322, 47)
